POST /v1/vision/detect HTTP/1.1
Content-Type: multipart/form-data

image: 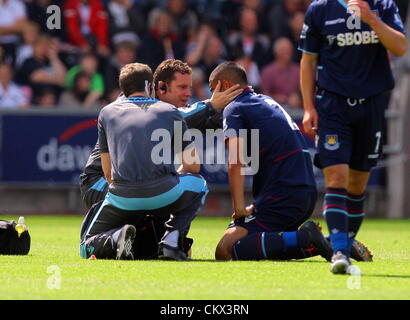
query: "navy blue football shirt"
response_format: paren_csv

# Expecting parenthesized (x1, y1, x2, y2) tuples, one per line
(223, 89, 316, 199)
(298, 0, 405, 98)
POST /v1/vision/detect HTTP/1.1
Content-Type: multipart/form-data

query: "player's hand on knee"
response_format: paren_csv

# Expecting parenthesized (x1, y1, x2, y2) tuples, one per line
(232, 204, 254, 220)
(302, 108, 318, 136)
(210, 81, 242, 110)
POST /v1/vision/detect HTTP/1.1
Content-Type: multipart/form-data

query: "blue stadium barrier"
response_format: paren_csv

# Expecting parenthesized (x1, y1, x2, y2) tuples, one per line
(0, 109, 98, 186)
(0, 108, 382, 189)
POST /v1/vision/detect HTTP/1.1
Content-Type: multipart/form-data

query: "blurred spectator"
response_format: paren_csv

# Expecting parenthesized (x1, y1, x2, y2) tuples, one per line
(134, 0, 159, 17)
(106, 0, 145, 47)
(188, 34, 225, 81)
(103, 87, 121, 105)
(15, 35, 66, 104)
(395, 0, 409, 23)
(233, 47, 260, 91)
(227, 8, 271, 70)
(185, 28, 225, 81)
(0, 62, 29, 108)
(190, 0, 221, 21)
(35, 88, 57, 107)
(0, 0, 28, 65)
(269, 0, 304, 43)
(137, 8, 185, 71)
(242, 0, 271, 35)
(219, 0, 242, 36)
(165, 0, 198, 43)
(66, 52, 104, 107)
(59, 71, 101, 109)
(0, 0, 320, 110)
(25, 0, 65, 40)
(184, 21, 217, 66)
(103, 40, 137, 94)
(260, 37, 301, 109)
(0, 46, 4, 63)
(63, 0, 110, 57)
(288, 11, 305, 62)
(188, 67, 211, 105)
(15, 21, 40, 68)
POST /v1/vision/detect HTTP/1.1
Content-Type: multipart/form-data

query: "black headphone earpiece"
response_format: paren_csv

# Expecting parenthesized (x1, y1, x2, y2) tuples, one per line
(159, 82, 167, 92)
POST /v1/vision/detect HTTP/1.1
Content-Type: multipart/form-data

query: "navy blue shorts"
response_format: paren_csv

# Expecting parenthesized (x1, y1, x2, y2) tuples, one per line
(229, 187, 317, 234)
(315, 90, 387, 172)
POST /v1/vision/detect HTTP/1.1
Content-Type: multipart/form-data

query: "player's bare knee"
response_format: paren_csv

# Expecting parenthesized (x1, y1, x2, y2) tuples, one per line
(215, 226, 247, 260)
(348, 183, 367, 195)
(327, 173, 348, 188)
(215, 241, 232, 261)
(324, 165, 349, 188)
(348, 170, 370, 194)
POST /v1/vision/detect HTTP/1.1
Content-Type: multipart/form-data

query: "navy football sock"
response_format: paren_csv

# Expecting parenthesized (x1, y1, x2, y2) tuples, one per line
(231, 230, 310, 260)
(276, 230, 311, 260)
(323, 187, 349, 257)
(232, 232, 280, 260)
(347, 193, 366, 250)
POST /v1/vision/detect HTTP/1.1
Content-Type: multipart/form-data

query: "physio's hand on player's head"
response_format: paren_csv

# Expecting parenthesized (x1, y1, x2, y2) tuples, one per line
(232, 204, 254, 220)
(302, 108, 318, 136)
(210, 81, 242, 110)
(348, 0, 377, 26)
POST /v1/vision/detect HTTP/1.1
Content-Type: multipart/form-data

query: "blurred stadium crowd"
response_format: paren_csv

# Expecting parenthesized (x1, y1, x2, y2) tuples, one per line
(0, 0, 408, 111)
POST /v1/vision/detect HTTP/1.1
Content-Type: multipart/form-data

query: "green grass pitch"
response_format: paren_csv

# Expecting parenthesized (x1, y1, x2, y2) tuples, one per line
(0, 216, 409, 300)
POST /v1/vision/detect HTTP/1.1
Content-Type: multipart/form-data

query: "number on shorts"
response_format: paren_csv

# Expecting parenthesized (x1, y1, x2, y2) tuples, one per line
(374, 131, 382, 154)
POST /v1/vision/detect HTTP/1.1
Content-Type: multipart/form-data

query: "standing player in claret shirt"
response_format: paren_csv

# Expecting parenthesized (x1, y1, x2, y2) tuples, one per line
(299, 0, 407, 274)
